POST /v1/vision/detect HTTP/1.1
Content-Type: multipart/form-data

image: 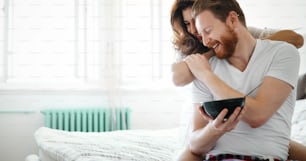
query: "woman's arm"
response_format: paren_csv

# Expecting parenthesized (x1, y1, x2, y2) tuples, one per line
(173, 28, 304, 87)
(172, 50, 214, 86)
(264, 30, 304, 48)
(248, 26, 304, 48)
(172, 61, 195, 86)
(172, 27, 304, 86)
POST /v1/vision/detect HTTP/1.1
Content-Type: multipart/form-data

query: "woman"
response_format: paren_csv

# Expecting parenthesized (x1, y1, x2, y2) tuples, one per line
(169, 0, 306, 160)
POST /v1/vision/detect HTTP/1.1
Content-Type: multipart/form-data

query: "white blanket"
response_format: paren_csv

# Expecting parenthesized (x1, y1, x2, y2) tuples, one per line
(35, 127, 181, 161)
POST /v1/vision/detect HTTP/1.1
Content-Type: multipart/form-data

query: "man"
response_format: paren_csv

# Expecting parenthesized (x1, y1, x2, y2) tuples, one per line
(181, 0, 300, 160)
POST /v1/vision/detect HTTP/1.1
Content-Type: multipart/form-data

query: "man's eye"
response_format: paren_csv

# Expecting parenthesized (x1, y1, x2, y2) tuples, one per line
(204, 28, 212, 34)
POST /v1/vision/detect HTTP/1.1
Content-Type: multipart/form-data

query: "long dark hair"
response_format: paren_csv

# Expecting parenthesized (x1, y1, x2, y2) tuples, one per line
(170, 0, 209, 58)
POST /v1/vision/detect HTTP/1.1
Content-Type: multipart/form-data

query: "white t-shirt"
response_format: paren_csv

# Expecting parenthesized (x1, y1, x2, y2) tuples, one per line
(191, 39, 300, 159)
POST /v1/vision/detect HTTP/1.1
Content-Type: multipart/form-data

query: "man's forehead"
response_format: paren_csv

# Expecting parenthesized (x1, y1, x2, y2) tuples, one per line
(195, 10, 216, 31)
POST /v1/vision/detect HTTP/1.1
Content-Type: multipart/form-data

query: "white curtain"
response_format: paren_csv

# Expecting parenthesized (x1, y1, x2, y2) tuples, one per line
(0, 0, 176, 109)
(87, 0, 175, 107)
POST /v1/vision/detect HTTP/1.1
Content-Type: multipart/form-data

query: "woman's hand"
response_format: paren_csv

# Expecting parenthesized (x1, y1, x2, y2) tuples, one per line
(171, 50, 214, 86)
(185, 53, 211, 81)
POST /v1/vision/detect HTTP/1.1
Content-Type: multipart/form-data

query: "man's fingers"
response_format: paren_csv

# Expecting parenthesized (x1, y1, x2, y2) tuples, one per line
(198, 106, 212, 121)
(215, 108, 228, 123)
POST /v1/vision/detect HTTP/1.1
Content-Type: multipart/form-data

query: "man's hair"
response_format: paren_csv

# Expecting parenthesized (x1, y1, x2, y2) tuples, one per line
(192, 0, 246, 27)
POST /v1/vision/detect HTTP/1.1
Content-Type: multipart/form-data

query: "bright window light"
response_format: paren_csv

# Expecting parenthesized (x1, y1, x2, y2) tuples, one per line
(0, 0, 177, 90)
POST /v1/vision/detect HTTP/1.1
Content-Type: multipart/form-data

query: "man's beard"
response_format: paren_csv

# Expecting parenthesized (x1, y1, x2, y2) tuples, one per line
(214, 27, 238, 59)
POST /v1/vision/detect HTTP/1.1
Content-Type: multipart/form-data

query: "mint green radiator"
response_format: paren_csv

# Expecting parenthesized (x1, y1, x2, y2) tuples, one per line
(41, 108, 130, 132)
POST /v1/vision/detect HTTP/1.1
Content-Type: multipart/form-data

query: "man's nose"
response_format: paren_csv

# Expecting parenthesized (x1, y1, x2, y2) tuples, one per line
(203, 36, 210, 47)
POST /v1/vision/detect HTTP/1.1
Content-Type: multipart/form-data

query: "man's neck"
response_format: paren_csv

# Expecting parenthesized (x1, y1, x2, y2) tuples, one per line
(228, 28, 257, 72)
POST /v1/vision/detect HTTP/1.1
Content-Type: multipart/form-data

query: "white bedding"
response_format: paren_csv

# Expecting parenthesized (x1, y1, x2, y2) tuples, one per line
(291, 99, 306, 145)
(34, 127, 181, 161)
(33, 99, 306, 161)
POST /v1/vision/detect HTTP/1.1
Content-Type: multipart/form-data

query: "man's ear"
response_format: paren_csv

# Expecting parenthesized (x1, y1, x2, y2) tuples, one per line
(226, 11, 239, 27)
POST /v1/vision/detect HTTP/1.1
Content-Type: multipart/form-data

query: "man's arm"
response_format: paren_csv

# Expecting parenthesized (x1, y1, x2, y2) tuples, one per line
(188, 103, 242, 155)
(185, 46, 299, 128)
(288, 140, 306, 161)
(189, 64, 292, 128)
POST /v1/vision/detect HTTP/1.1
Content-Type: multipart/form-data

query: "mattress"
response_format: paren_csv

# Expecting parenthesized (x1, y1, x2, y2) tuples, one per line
(34, 127, 181, 161)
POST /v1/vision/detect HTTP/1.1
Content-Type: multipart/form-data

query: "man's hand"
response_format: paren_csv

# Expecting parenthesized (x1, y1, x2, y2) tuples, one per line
(198, 105, 243, 133)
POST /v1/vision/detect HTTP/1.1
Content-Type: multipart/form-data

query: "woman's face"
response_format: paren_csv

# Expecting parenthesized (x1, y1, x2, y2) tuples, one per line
(182, 7, 197, 35)
(182, 7, 202, 41)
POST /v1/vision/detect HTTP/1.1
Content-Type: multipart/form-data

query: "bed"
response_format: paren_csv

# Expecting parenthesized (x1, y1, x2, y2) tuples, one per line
(29, 127, 182, 161)
(26, 73, 306, 161)
(26, 100, 306, 161)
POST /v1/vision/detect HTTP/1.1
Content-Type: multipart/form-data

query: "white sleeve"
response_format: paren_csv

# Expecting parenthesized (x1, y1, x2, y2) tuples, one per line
(267, 43, 300, 89)
(247, 26, 279, 39)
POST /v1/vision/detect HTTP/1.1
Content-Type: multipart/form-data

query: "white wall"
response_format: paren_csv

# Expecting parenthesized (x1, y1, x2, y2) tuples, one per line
(0, 112, 43, 161)
(239, 0, 306, 74)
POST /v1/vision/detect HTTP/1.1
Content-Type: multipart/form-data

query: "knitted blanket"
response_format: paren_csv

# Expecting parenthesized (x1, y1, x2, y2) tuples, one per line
(35, 127, 181, 161)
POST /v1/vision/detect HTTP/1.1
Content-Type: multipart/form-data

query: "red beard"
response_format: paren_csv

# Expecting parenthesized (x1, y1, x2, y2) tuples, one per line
(214, 27, 238, 59)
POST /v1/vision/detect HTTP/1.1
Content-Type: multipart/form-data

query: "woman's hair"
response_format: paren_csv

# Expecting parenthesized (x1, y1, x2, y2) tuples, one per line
(192, 0, 246, 27)
(170, 0, 209, 58)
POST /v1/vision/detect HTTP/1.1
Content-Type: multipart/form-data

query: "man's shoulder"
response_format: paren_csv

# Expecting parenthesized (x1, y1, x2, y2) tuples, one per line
(257, 39, 298, 55)
(259, 39, 297, 50)
(255, 39, 300, 61)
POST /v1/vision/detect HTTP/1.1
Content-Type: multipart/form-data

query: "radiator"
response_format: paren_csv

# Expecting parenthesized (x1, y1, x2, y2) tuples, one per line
(41, 107, 130, 132)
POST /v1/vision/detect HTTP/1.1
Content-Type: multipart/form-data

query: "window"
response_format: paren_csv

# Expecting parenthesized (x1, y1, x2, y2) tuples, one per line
(0, 0, 176, 90)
